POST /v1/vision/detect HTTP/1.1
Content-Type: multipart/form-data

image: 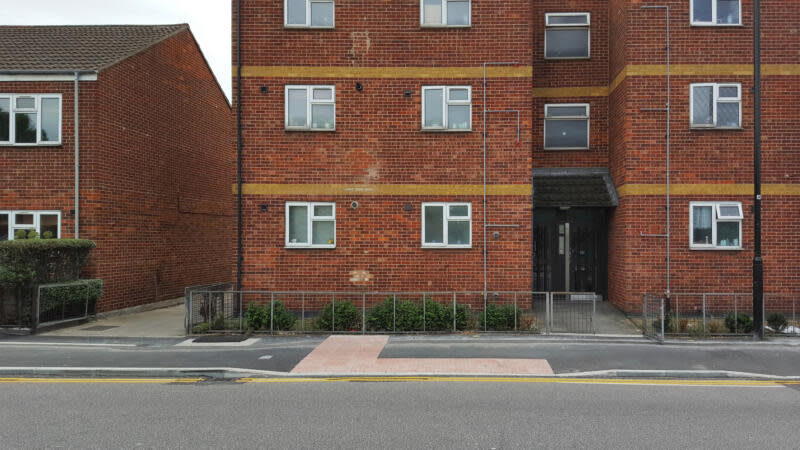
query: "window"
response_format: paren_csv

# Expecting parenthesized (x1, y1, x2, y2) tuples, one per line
(690, 83, 741, 129)
(421, 0, 470, 27)
(690, 202, 742, 250)
(0, 211, 61, 240)
(286, 202, 335, 248)
(285, 86, 335, 131)
(544, 104, 589, 150)
(545, 13, 590, 59)
(0, 94, 61, 145)
(285, 0, 334, 28)
(422, 86, 471, 131)
(691, 0, 740, 26)
(422, 203, 471, 248)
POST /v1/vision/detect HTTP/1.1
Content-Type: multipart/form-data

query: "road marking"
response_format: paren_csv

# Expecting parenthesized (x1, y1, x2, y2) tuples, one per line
(0, 377, 203, 384)
(259, 355, 273, 360)
(0, 341, 137, 348)
(175, 338, 260, 347)
(238, 376, 800, 387)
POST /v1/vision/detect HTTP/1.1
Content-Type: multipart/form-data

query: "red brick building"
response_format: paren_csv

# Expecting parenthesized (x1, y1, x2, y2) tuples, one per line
(1, 25, 234, 312)
(233, 0, 799, 312)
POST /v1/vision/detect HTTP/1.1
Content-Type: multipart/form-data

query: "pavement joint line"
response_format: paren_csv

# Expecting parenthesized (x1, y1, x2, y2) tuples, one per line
(0, 341, 138, 348)
(0, 377, 203, 384)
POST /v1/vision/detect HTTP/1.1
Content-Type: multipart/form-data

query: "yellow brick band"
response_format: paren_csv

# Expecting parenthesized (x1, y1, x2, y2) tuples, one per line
(617, 184, 800, 197)
(533, 86, 609, 98)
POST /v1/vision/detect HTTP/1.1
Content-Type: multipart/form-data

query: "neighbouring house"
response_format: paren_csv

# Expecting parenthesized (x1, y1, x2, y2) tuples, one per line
(232, 0, 799, 316)
(0, 25, 234, 312)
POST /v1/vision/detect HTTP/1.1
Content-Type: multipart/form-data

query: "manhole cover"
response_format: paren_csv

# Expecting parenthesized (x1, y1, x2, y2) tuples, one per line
(81, 326, 119, 332)
(192, 335, 249, 343)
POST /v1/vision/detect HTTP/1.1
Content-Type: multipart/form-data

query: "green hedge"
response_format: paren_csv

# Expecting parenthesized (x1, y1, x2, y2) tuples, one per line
(314, 300, 361, 331)
(366, 297, 468, 332)
(0, 239, 96, 286)
(38, 279, 103, 315)
(244, 301, 296, 331)
(479, 304, 522, 331)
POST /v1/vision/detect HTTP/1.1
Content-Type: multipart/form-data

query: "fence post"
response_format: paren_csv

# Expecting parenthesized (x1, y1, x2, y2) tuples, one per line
(422, 292, 426, 333)
(453, 292, 457, 332)
(642, 295, 647, 337)
(734, 294, 739, 334)
(702, 293, 707, 334)
(239, 291, 243, 331)
(591, 295, 596, 334)
(393, 294, 396, 333)
(332, 295, 335, 333)
(660, 298, 665, 342)
(514, 292, 518, 332)
(483, 291, 487, 332)
(546, 292, 551, 335)
(362, 292, 366, 335)
(188, 291, 194, 334)
(270, 292, 275, 335)
(301, 293, 305, 333)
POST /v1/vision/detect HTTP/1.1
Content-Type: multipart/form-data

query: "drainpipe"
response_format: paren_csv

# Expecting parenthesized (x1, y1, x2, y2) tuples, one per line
(753, 0, 764, 339)
(236, 0, 244, 291)
(74, 72, 80, 238)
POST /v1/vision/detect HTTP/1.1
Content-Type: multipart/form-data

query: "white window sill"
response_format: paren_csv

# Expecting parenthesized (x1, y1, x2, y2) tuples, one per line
(420, 24, 471, 29)
(283, 25, 335, 30)
(0, 142, 62, 147)
(544, 146, 590, 151)
(285, 128, 336, 132)
(690, 23, 743, 27)
(689, 126, 743, 131)
(689, 246, 743, 251)
(422, 245, 472, 249)
(420, 128, 472, 133)
(544, 56, 591, 61)
(285, 245, 336, 249)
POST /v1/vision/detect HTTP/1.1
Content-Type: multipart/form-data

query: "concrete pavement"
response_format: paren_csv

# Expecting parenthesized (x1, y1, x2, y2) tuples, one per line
(41, 304, 185, 338)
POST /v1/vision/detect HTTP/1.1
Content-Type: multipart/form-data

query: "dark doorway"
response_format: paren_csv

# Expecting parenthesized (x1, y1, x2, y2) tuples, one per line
(533, 208, 608, 298)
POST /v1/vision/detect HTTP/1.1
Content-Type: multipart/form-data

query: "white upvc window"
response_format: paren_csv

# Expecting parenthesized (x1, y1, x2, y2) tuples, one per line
(544, 103, 590, 150)
(0, 211, 61, 240)
(691, 0, 741, 26)
(285, 202, 336, 248)
(422, 203, 471, 248)
(421, 0, 471, 27)
(690, 83, 741, 129)
(545, 13, 591, 59)
(285, 0, 334, 28)
(690, 202, 743, 250)
(0, 94, 62, 146)
(421, 86, 471, 131)
(285, 85, 335, 131)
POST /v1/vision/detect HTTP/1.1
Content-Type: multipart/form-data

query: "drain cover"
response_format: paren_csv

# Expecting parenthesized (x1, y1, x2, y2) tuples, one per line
(192, 335, 249, 343)
(81, 326, 119, 332)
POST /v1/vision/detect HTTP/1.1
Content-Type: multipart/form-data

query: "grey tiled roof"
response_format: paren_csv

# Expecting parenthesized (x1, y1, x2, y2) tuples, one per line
(533, 168, 619, 207)
(0, 24, 188, 72)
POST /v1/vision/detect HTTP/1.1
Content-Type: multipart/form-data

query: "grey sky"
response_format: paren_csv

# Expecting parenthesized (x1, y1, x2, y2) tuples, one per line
(5, 0, 232, 100)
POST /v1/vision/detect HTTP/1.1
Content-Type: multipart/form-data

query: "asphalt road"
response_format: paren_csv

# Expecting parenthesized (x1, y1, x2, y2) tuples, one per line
(1, 379, 799, 449)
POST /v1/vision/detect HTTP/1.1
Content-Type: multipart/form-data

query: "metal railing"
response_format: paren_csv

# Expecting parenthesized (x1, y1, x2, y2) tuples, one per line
(185, 290, 597, 335)
(35, 282, 93, 329)
(642, 294, 665, 342)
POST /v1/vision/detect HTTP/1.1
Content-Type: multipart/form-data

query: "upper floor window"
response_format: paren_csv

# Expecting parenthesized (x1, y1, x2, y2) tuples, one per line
(422, 203, 471, 248)
(422, 86, 471, 131)
(690, 202, 743, 250)
(421, 0, 470, 27)
(545, 13, 590, 59)
(544, 104, 590, 150)
(0, 94, 61, 146)
(285, 0, 334, 28)
(690, 83, 741, 129)
(0, 211, 61, 240)
(691, 0, 740, 26)
(285, 202, 336, 248)
(285, 85, 335, 131)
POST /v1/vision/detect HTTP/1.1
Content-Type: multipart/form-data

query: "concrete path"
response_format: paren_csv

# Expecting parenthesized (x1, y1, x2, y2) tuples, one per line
(593, 301, 640, 334)
(42, 305, 185, 338)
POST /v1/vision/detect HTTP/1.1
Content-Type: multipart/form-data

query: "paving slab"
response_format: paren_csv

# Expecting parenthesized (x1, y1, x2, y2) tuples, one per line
(41, 305, 185, 338)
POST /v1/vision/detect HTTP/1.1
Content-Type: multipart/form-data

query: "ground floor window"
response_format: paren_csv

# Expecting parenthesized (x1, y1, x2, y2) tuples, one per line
(422, 203, 471, 248)
(0, 210, 61, 240)
(690, 202, 742, 250)
(285, 202, 335, 248)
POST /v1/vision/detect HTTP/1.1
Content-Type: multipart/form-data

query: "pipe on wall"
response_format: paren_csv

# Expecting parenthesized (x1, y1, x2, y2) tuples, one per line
(236, 0, 244, 291)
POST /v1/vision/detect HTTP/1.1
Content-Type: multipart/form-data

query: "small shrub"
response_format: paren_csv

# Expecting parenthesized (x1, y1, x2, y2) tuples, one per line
(42, 231, 54, 239)
(366, 297, 469, 332)
(0, 239, 96, 285)
(315, 300, 360, 331)
(479, 304, 522, 331)
(38, 279, 103, 315)
(767, 313, 788, 333)
(192, 322, 210, 333)
(245, 302, 269, 330)
(706, 320, 725, 334)
(652, 312, 674, 333)
(724, 312, 754, 334)
(244, 301, 296, 331)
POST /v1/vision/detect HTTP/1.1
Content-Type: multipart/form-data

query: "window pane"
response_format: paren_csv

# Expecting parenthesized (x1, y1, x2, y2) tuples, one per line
(449, 205, 468, 217)
(693, 0, 712, 22)
(41, 98, 60, 142)
(0, 98, 9, 141)
(423, 0, 442, 24)
(288, 89, 308, 127)
(424, 89, 444, 128)
(692, 86, 714, 125)
(717, 0, 739, 24)
(448, 220, 470, 245)
(312, 88, 332, 101)
(15, 113, 37, 143)
(548, 15, 589, 25)
(717, 222, 740, 247)
(0, 214, 8, 241)
(289, 205, 308, 244)
(310, 1, 333, 27)
(447, 105, 470, 129)
(718, 205, 740, 218)
(287, 0, 306, 25)
(448, 88, 469, 102)
(717, 102, 739, 127)
(545, 119, 588, 148)
(40, 214, 59, 239)
(545, 29, 589, 58)
(312, 220, 335, 245)
(446, 1, 470, 26)
(15, 97, 35, 109)
(692, 206, 713, 245)
(547, 105, 588, 117)
(424, 206, 444, 244)
(718, 86, 738, 98)
(314, 205, 333, 217)
(311, 104, 335, 129)
(15, 213, 34, 226)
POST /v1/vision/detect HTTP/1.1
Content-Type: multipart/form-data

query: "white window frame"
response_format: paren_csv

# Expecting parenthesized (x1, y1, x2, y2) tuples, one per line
(689, 202, 743, 250)
(690, 0, 742, 26)
(544, 103, 590, 150)
(544, 13, 591, 60)
(0, 94, 62, 146)
(421, 86, 472, 131)
(421, 202, 472, 248)
(284, 85, 336, 131)
(420, 0, 471, 27)
(285, 202, 336, 249)
(284, 0, 335, 28)
(690, 83, 742, 129)
(1, 210, 62, 240)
